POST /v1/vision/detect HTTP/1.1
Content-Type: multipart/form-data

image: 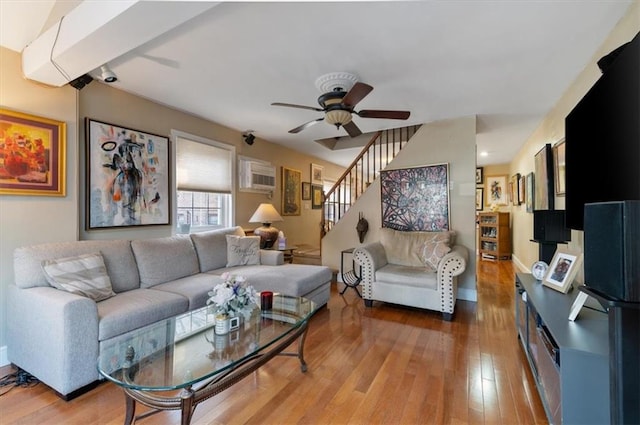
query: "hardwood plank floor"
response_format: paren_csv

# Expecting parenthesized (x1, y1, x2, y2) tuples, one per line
(0, 259, 547, 424)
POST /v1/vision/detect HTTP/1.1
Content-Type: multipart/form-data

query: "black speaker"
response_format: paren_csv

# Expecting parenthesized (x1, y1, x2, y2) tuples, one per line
(533, 210, 571, 243)
(584, 201, 640, 301)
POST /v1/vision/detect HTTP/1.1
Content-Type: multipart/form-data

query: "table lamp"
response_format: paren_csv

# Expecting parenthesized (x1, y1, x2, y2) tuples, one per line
(249, 203, 283, 248)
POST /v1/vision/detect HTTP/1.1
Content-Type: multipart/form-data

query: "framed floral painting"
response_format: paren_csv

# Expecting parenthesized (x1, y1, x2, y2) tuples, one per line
(485, 174, 508, 206)
(0, 108, 66, 196)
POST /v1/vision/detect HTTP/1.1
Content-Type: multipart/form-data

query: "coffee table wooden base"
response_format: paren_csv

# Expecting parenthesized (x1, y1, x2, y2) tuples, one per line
(120, 323, 309, 425)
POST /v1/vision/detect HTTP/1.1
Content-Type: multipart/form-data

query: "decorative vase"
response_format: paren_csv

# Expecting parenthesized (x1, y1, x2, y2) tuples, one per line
(215, 314, 240, 335)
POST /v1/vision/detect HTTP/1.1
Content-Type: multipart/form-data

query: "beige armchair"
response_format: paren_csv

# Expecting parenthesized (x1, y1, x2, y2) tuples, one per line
(353, 228, 468, 320)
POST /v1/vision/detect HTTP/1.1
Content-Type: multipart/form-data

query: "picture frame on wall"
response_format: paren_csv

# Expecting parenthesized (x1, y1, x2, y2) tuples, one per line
(511, 173, 521, 205)
(380, 163, 450, 231)
(519, 174, 526, 205)
(553, 139, 566, 196)
(485, 174, 508, 206)
(302, 182, 311, 200)
(311, 163, 324, 185)
(311, 184, 323, 209)
(534, 143, 554, 210)
(475, 188, 484, 211)
(543, 249, 583, 294)
(0, 108, 66, 196)
(281, 166, 302, 216)
(476, 167, 484, 185)
(526, 172, 535, 213)
(86, 118, 170, 229)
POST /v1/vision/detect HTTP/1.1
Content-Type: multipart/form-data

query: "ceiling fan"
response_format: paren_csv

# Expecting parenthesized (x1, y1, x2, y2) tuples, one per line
(271, 81, 410, 138)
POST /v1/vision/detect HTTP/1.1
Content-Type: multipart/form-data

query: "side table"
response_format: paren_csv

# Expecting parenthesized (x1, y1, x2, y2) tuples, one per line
(340, 248, 362, 297)
(268, 245, 296, 264)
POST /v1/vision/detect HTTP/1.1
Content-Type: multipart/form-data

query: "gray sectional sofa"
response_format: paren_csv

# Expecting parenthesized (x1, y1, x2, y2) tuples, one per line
(7, 226, 331, 398)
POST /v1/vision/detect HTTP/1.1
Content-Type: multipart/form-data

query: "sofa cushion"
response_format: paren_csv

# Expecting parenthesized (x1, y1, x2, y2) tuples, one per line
(380, 228, 454, 268)
(376, 264, 438, 290)
(42, 253, 116, 301)
(97, 288, 189, 341)
(226, 235, 260, 267)
(190, 226, 245, 272)
(208, 264, 332, 298)
(131, 235, 200, 288)
(14, 239, 139, 292)
(152, 273, 223, 310)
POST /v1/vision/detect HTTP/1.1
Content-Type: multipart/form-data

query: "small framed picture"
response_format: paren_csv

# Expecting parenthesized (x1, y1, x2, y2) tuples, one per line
(311, 163, 324, 185)
(311, 184, 323, 209)
(543, 249, 583, 294)
(476, 167, 483, 185)
(553, 139, 566, 196)
(302, 182, 311, 200)
(568, 289, 589, 321)
(485, 174, 508, 206)
(475, 188, 484, 211)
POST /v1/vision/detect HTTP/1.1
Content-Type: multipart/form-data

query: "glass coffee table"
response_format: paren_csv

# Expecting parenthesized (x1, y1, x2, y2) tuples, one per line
(98, 295, 317, 425)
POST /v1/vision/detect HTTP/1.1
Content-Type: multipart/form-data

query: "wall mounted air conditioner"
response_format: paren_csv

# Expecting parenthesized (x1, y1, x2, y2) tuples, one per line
(238, 157, 276, 192)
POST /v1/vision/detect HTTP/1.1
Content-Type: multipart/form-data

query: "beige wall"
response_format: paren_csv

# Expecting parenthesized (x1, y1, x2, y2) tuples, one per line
(322, 116, 478, 300)
(509, 3, 639, 276)
(0, 47, 79, 357)
(0, 47, 344, 358)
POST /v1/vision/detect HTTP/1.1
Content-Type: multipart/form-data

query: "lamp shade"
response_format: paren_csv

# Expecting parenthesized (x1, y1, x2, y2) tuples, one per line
(249, 203, 283, 224)
(249, 203, 283, 248)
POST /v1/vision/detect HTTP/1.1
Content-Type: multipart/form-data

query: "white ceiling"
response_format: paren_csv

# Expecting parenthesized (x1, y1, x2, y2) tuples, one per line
(0, 1, 633, 167)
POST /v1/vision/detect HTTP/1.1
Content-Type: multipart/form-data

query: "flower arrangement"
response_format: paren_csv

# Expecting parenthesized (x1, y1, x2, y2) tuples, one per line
(207, 273, 259, 319)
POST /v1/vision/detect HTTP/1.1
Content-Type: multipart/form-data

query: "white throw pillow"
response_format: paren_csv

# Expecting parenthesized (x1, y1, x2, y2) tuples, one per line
(42, 253, 116, 301)
(226, 235, 261, 267)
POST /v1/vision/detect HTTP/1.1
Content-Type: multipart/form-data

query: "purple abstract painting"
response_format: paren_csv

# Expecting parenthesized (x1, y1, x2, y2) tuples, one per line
(380, 163, 450, 231)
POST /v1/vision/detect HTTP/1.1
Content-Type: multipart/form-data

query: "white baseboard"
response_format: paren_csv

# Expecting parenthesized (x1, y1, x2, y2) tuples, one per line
(512, 254, 529, 273)
(0, 346, 8, 367)
(458, 288, 478, 302)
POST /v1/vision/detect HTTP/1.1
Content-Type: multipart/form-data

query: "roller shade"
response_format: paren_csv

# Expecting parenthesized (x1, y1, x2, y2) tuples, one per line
(176, 136, 232, 193)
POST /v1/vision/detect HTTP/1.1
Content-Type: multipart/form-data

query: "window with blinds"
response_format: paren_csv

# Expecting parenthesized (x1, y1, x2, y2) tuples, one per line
(173, 131, 235, 231)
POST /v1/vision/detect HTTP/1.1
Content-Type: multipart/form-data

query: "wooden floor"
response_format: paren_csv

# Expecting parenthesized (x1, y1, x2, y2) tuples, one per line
(0, 259, 547, 424)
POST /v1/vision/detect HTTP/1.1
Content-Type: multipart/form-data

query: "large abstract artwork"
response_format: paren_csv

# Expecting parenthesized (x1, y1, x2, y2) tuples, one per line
(380, 163, 450, 231)
(86, 118, 170, 229)
(0, 108, 66, 196)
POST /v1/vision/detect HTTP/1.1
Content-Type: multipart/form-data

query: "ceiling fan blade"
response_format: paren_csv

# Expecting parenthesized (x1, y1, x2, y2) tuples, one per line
(289, 118, 324, 134)
(342, 121, 362, 138)
(272, 102, 324, 112)
(341, 82, 373, 108)
(357, 110, 410, 120)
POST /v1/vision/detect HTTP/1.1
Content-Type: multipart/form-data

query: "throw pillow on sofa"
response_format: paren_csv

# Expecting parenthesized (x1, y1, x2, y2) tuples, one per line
(226, 235, 261, 267)
(41, 252, 116, 301)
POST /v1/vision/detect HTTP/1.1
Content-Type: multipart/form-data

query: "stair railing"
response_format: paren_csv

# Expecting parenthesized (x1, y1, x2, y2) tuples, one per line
(321, 125, 420, 236)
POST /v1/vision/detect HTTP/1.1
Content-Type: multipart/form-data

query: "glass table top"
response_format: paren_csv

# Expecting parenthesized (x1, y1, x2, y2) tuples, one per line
(98, 295, 316, 391)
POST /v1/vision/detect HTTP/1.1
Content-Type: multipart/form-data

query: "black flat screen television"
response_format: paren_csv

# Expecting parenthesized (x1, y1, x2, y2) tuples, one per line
(565, 32, 640, 230)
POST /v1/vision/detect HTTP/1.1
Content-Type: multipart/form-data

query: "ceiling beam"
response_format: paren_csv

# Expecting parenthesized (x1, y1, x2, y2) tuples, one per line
(21, 0, 219, 87)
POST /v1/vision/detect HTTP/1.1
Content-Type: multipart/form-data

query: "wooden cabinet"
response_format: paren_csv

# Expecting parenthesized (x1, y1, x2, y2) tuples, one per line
(478, 212, 511, 260)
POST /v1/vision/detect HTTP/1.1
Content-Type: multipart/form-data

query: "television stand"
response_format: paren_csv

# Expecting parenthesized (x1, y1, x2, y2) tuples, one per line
(515, 273, 610, 423)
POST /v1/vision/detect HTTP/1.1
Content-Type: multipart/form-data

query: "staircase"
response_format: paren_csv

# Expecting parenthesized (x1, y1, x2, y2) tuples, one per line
(321, 124, 421, 236)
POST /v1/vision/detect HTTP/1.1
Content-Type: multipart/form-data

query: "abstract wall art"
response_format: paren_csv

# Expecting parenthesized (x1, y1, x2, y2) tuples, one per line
(380, 163, 450, 231)
(86, 118, 170, 229)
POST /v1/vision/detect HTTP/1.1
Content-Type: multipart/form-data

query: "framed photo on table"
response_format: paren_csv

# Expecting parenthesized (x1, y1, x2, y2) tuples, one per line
(0, 108, 66, 196)
(86, 118, 170, 229)
(543, 249, 583, 294)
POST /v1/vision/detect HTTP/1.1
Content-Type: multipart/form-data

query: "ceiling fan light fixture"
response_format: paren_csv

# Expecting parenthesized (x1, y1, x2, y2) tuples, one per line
(325, 109, 352, 127)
